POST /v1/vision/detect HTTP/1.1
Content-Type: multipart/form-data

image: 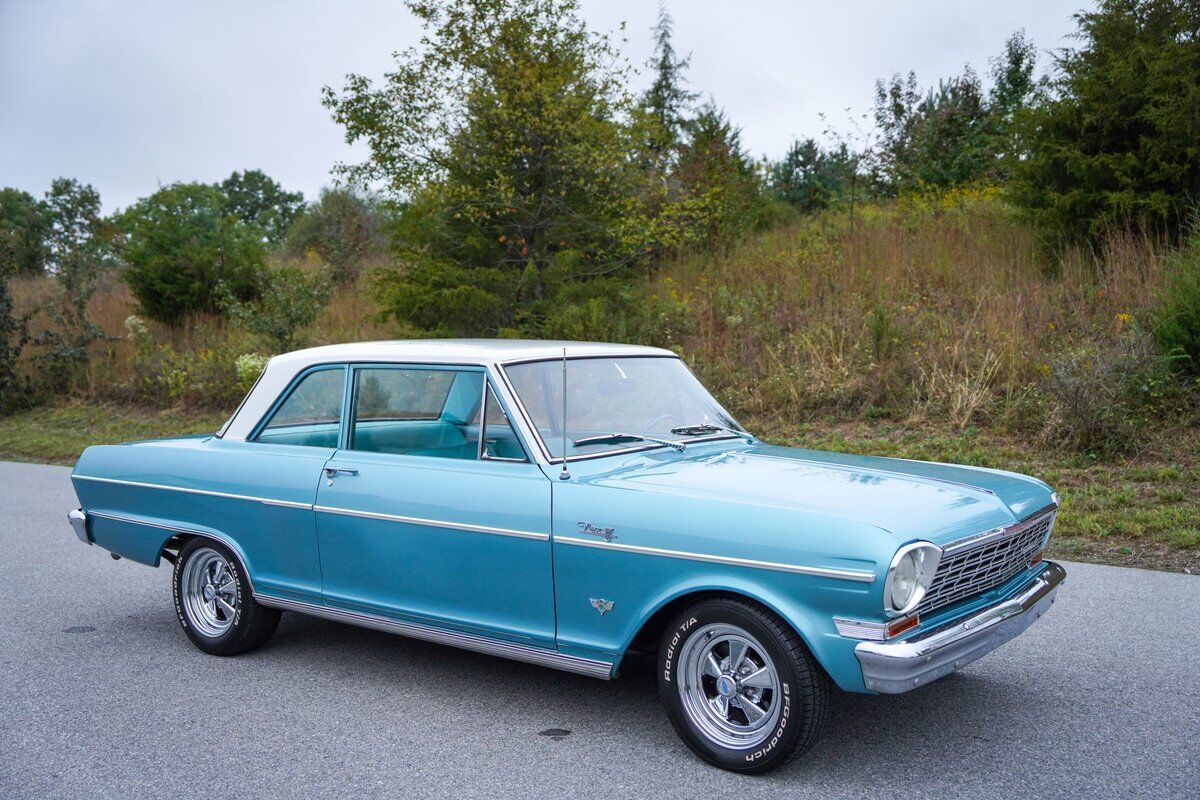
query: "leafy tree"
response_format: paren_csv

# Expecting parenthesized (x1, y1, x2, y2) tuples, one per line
(284, 187, 389, 282)
(1011, 0, 1200, 241)
(323, 0, 657, 334)
(30, 179, 116, 389)
(118, 183, 265, 322)
(641, 3, 697, 170)
(220, 170, 305, 245)
(0, 188, 49, 276)
(0, 260, 21, 412)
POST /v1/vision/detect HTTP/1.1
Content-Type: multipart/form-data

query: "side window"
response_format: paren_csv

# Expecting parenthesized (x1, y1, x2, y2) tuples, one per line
(481, 384, 525, 461)
(350, 367, 481, 459)
(255, 367, 345, 448)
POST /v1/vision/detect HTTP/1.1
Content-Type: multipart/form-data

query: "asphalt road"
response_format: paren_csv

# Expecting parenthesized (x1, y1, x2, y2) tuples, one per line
(2, 460, 1198, 799)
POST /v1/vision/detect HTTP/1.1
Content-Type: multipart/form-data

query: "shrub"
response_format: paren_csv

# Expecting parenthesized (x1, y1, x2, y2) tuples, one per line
(284, 188, 389, 283)
(1153, 234, 1200, 376)
(222, 267, 331, 352)
(117, 183, 265, 323)
(1041, 332, 1165, 455)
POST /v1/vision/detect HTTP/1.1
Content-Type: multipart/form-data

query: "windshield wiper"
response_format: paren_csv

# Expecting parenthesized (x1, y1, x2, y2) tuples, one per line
(670, 423, 754, 442)
(571, 433, 686, 451)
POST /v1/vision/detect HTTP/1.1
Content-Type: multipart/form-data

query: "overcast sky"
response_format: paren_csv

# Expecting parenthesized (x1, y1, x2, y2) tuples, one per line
(0, 0, 1089, 212)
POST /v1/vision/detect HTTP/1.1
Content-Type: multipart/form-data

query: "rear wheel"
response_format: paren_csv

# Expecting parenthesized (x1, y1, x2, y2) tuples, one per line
(657, 597, 831, 773)
(173, 538, 280, 656)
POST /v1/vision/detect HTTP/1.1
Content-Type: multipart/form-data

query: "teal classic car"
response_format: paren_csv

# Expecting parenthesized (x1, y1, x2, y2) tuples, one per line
(68, 340, 1065, 772)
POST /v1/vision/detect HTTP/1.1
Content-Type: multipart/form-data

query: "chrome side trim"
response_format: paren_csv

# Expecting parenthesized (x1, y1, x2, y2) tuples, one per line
(941, 502, 1059, 556)
(833, 617, 891, 641)
(68, 508, 90, 545)
(313, 505, 549, 541)
(555, 535, 876, 583)
(252, 594, 613, 680)
(71, 474, 313, 510)
(855, 561, 1065, 693)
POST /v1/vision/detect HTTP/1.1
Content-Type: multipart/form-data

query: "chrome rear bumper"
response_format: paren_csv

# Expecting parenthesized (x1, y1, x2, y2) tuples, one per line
(68, 508, 90, 544)
(855, 561, 1065, 694)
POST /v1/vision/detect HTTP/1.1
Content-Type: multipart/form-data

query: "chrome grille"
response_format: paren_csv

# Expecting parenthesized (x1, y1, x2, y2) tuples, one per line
(917, 510, 1055, 616)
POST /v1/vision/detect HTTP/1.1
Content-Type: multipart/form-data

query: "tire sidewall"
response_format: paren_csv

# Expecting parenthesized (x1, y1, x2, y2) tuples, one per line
(173, 538, 248, 653)
(658, 602, 802, 773)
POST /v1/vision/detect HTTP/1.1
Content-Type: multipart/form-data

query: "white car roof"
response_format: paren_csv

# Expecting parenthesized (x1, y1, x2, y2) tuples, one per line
(219, 339, 676, 441)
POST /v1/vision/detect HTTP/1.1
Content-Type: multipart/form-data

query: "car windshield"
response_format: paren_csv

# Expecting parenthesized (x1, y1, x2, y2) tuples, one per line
(503, 356, 745, 459)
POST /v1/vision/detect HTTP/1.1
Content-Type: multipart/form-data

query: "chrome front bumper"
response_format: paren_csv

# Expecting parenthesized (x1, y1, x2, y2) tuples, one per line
(68, 508, 90, 544)
(855, 561, 1066, 694)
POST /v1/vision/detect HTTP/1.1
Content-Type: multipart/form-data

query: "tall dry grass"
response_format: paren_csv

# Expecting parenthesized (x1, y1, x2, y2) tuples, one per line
(651, 190, 1167, 428)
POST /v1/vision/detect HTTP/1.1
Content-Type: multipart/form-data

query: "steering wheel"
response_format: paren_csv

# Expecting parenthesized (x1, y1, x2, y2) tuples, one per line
(639, 413, 679, 435)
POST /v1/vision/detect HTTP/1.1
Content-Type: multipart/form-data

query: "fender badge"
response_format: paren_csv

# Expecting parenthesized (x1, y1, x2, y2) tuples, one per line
(578, 522, 616, 542)
(589, 598, 615, 616)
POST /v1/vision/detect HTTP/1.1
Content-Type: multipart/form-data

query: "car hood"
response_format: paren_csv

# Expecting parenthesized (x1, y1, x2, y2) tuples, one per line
(581, 442, 1053, 547)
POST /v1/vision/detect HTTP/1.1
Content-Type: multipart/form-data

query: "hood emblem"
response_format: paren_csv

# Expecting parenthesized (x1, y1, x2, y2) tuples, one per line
(578, 522, 616, 542)
(590, 597, 615, 616)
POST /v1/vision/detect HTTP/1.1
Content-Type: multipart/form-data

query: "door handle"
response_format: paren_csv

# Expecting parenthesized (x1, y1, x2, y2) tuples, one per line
(324, 467, 359, 485)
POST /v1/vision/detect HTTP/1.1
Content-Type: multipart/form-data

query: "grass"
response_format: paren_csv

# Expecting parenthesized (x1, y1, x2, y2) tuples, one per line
(3, 401, 1195, 574)
(0, 403, 228, 465)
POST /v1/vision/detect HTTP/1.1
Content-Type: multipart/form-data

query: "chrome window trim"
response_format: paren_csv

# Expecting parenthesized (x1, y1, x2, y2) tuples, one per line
(554, 535, 875, 583)
(252, 593, 613, 680)
(313, 505, 549, 541)
(71, 475, 313, 510)
(495, 354, 747, 465)
(941, 502, 1059, 556)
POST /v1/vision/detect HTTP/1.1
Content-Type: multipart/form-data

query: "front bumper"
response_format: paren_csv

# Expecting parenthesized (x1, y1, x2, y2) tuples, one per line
(855, 560, 1066, 694)
(69, 508, 90, 544)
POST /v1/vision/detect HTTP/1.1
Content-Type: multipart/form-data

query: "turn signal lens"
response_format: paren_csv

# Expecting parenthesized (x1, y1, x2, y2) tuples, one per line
(887, 615, 919, 638)
(1031, 551, 1044, 566)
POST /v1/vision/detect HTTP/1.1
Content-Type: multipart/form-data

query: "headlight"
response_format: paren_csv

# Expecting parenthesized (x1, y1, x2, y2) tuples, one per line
(884, 542, 941, 616)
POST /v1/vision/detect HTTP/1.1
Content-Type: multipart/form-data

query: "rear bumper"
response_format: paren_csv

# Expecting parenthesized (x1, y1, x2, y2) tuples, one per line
(855, 560, 1066, 694)
(68, 508, 90, 544)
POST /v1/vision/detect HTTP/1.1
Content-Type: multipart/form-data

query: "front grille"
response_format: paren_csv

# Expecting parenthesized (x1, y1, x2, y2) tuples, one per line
(916, 510, 1054, 616)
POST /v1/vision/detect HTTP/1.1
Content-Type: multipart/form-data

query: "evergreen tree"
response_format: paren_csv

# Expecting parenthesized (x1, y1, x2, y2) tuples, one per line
(641, 3, 697, 168)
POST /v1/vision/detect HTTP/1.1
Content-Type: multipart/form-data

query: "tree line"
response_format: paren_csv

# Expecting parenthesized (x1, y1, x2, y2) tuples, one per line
(2, 0, 1199, 413)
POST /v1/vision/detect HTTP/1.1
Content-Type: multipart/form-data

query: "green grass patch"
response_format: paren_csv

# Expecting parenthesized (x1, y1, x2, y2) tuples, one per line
(0, 403, 228, 465)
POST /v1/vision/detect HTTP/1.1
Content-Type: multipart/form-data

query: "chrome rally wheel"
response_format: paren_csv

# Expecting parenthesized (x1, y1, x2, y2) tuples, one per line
(658, 598, 831, 773)
(180, 547, 239, 637)
(172, 538, 281, 656)
(677, 624, 782, 749)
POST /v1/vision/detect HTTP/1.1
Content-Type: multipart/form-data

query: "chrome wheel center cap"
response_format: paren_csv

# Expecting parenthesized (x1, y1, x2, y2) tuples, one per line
(202, 585, 216, 602)
(715, 675, 737, 698)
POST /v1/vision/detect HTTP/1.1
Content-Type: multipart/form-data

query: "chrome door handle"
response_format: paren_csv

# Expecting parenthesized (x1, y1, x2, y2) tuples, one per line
(324, 467, 359, 484)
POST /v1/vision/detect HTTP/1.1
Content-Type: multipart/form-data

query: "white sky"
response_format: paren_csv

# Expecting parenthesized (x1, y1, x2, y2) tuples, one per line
(0, 0, 1089, 212)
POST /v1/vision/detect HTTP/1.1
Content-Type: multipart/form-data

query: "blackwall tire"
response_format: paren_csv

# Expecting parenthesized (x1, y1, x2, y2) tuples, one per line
(173, 537, 281, 656)
(657, 597, 831, 773)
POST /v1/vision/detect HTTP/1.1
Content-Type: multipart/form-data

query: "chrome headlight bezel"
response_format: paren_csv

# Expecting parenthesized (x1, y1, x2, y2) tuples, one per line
(883, 541, 942, 617)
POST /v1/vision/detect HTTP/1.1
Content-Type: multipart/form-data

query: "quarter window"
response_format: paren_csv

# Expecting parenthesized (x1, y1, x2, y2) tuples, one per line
(255, 367, 345, 448)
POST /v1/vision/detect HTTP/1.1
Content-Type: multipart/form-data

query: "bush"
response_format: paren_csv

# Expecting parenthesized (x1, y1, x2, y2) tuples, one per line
(1041, 332, 1165, 455)
(284, 188, 389, 283)
(222, 267, 331, 352)
(1153, 234, 1200, 375)
(118, 183, 265, 323)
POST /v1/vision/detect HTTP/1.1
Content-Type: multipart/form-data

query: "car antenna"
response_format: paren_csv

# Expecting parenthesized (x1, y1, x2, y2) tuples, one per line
(559, 346, 570, 480)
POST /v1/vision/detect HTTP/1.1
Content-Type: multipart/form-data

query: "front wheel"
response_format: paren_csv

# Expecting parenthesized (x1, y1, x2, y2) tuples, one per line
(173, 538, 280, 656)
(658, 598, 831, 773)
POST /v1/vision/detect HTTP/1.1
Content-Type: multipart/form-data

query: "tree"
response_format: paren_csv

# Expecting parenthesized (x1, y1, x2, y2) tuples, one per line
(222, 267, 330, 352)
(30, 179, 116, 389)
(769, 138, 855, 213)
(220, 170, 305, 245)
(0, 258, 21, 413)
(1011, 0, 1200, 241)
(641, 3, 697, 170)
(0, 188, 48, 276)
(284, 187, 389, 282)
(675, 101, 761, 244)
(118, 183, 265, 322)
(323, 0, 653, 334)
